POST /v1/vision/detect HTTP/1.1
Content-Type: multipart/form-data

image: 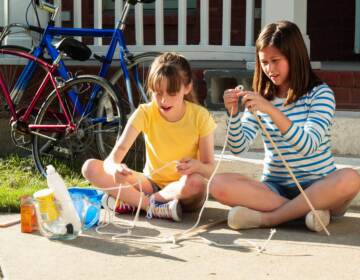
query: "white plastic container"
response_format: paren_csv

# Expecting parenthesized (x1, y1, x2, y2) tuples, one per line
(46, 165, 82, 236)
(33, 189, 73, 240)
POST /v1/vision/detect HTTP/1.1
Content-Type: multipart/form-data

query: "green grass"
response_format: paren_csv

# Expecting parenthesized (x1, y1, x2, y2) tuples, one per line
(0, 155, 88, 213)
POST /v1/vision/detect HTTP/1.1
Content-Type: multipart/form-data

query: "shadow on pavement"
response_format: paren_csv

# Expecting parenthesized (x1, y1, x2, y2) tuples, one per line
(59, 225, 186, 262)
(193, 208, 360, 251)
(55, 206, 360, 258)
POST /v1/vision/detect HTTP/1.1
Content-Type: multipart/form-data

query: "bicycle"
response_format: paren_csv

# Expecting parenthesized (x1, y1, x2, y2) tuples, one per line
(0, 0, 160, 171)
(0, 38, 123, 176)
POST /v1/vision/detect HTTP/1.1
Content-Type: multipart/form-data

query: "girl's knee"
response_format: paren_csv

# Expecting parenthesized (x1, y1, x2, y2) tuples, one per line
(81, 159, 99, 180)
(209, 175, 228, 200)
(337, 168, 360, 197)
(183, 174, 205, 196)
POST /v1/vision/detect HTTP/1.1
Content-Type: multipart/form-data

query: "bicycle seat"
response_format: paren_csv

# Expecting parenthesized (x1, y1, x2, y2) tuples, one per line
(128, 0, 156, 5)
(53, 37, 92, 61)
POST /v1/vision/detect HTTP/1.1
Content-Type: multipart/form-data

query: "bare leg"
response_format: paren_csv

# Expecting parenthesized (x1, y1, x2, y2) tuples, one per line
(210, 173, 288, 211)
(211, 168, 360, 227)
(82, 159, 154, 210)
(263, 168, 360, 226)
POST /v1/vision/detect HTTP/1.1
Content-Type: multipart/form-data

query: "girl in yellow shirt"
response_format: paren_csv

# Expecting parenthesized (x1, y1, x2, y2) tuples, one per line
(82, 52, 216, 221)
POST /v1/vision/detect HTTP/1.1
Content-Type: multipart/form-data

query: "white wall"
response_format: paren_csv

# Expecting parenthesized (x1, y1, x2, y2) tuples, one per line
(0, 2, 5, 27)
(1, 0, 48, 46)
(0, 0, 49, 26)
(261, 0, 310, 53)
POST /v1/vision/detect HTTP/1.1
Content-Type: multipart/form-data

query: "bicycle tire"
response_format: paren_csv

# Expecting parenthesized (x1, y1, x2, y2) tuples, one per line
(109, 52, 161, 171)
(32, 75, 125, 177)
(110, 51, 161, 111)
(0, 45, 50, 128)
(0, 45, 41, 107)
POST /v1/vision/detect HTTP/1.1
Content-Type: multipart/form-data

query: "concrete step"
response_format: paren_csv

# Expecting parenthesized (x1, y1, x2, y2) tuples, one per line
(214, 150, 360, 207)
(211, 110, 360, 157)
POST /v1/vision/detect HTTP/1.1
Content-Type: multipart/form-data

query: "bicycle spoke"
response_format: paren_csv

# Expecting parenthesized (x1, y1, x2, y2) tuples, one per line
(33, 76, 124, 176)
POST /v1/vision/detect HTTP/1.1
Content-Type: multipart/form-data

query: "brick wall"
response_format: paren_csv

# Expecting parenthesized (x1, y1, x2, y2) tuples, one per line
(195, 69, 360, 110)
(2, 65, 359, 118)
(308, 0, 360, 61)
(316, 70, 360, 109)
(196, 68, 360, 110)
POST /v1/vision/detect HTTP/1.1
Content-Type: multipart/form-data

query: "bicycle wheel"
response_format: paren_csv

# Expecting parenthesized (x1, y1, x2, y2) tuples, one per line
(110, 52, 161, 111)
(0, 45, 52, 147)
(32, 75, 125, 177)
(109, 52, 161, 171)
(0, 45, 48, 108)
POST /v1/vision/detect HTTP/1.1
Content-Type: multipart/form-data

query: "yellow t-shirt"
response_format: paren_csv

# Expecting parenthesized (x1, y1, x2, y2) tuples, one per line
(129, 100, 217, 187)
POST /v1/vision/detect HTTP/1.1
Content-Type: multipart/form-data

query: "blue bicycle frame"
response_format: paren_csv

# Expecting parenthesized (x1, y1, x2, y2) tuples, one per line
(15, 15, 148, 115)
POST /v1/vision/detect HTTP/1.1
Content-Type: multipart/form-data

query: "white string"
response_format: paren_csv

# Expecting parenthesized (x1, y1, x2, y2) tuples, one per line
(78, 86, 277, 252)
(167, 101, 235, 242)
(198, 228, 276, 254)
(94, 176, 143, 237)
(163, 100, 275, 252)
(92, 161, 183, 243)
(91, 104, 238, 245)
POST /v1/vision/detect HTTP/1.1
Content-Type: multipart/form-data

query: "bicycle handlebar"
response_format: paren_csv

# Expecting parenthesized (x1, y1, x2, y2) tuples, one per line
(32, 0, 155, 32)
(28, 25, 45, 34)
(34, 0, 156, 12)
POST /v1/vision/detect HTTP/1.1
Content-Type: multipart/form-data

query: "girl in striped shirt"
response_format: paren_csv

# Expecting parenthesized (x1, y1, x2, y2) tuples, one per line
(210, 21, 360, 232)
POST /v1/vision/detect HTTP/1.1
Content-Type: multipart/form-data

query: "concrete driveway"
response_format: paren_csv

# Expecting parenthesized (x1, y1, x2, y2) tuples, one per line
(1, 201, 360, 280)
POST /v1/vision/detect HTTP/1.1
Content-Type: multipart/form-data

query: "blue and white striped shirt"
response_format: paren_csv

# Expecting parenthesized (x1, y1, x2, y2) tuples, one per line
(227, 83, 337, 189)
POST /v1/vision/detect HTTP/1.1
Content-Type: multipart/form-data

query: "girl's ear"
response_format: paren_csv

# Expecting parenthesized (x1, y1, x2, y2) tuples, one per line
(184, 82, 193, 95)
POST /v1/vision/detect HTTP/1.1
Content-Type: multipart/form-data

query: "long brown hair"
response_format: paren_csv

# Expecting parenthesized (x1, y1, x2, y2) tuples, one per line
(253, 20, 322, 105)
(147, 52, 198, 103)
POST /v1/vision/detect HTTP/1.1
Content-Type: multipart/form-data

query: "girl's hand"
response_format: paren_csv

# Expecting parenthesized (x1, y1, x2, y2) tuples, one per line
(223, 87, 242, 115)
(113, 163, 133, 183)
(176, 158, 200, 175)
(239, 91, 273, 114)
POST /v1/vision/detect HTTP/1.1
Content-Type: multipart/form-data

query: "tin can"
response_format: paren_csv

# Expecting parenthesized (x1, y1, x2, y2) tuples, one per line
(33, 189, 59, 222)
(20, 195, 37, 233)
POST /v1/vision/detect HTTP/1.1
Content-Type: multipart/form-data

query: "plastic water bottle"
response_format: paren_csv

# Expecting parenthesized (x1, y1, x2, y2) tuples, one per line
(46, 165, 82, 235)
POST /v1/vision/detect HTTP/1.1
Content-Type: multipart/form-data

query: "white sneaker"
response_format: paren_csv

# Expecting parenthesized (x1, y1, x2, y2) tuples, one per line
(227, 206, 262, 230)
(305, 210, 330, 232)
(146, 197, 182, 222)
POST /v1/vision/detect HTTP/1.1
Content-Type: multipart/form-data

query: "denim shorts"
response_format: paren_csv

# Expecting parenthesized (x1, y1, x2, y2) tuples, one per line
(262, 179, 319, 200)
(146, 177, 161, 193)
(263, 179, 347, 218)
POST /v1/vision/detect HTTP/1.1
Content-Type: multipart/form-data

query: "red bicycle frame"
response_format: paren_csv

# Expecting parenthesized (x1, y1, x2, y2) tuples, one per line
(0, 49, 74, 131)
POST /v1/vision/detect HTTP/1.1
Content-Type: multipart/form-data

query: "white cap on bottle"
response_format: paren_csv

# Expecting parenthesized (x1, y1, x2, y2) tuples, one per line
(46, 165, 56, 175)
